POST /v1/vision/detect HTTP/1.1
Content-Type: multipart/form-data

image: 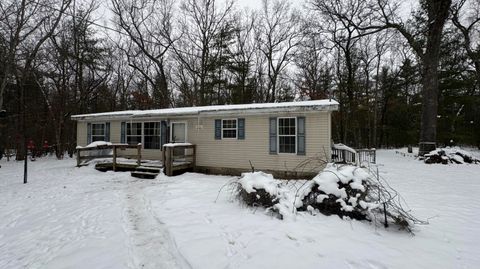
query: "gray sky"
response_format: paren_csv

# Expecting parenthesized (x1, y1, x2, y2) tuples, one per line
(94, 0, 303, 27)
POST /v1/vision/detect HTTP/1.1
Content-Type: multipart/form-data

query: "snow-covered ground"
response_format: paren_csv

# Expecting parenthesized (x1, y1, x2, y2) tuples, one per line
(1, 149, 480, 268)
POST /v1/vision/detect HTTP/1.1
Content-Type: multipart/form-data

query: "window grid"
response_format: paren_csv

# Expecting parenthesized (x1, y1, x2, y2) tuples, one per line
(127, 122, 142, 146)
(91, 123, 105, 142)
(278, 117, 296, 154)
(222, 119, 237, 139)
(144, 122, 161, 149)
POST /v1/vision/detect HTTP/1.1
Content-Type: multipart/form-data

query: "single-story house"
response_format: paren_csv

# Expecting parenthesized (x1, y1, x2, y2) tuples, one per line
(71, 99, 339, 178)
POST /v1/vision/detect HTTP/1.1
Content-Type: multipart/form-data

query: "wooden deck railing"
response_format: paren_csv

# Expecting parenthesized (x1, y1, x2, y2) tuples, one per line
(76, 143, 142, 169)
(331, 147, 376, 165)
(162, 143, 196, 176)
(356, 149, 376, 164)
(331, 147, 357, 164)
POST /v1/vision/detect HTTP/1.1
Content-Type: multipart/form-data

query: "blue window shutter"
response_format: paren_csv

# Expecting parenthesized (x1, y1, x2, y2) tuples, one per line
(269, 117, 277, 154)
(167, 121, 170, 143)
(120, 122, 126, 144)
(297, 117, 306, 155)
(161, 120, 168, 147)
(215, 119, 221, 140)
(87, 123, 92, 144)
(238, 118, 245, 140)
(105, 122, 110, 142)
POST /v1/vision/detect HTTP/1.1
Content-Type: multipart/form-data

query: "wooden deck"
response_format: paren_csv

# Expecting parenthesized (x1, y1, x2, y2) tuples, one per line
(162, 144, 196, 176)
(76, 142, 196, 177)
(76, 143, 142, 168)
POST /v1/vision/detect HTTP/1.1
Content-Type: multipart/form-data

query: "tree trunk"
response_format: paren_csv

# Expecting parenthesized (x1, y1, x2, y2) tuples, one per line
(419, 58, 440, 155)
(418, 0, 451, 155)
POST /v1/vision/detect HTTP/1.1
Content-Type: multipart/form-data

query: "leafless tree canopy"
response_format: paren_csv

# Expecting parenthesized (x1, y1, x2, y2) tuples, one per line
(0, 0, 480, 158)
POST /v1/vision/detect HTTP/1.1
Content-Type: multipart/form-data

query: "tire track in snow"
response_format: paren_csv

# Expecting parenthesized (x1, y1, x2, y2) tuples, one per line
(122, 179, 191, 269)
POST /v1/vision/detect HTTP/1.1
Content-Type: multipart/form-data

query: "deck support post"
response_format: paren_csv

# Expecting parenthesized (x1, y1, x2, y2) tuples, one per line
(112, 145, 117, 171)
(164, 146, 171, 176)
(168, 147, 173, 176)
(192, 145, 196, 171)
(162, 146, 166, 169)
(76, 150, 81, 167)
(137, 144, 142, 166)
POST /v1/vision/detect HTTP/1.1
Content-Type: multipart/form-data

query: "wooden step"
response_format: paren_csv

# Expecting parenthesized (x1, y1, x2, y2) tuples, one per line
(131, 171, 159, 179)
(136, 166, 162, 173)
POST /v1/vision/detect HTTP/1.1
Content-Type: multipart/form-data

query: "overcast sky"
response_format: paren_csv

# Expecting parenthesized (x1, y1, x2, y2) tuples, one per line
(90, 0, 419, 40)
(93, 0, 304, 29)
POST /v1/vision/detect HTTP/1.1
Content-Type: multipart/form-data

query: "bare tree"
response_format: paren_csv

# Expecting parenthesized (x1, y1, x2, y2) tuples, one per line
(310, 0, 381, 145)
(0, 0, 71, 111)
(226, 9, 258, 103)
(313, 0, 452, 154)
(369, 0, 452, 154)
(451, 0, 480, 95)
(111, 0, 176, 108)
(172, 0, 235, 106)
(0, 0, 72, 161)
(294, 21, 331, 101)
(36, 1, 109, 158)
(256, 0, 301, 102)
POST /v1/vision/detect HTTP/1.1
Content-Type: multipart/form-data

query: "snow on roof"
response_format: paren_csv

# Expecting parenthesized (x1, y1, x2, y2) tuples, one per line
(71, 99, 339, 120)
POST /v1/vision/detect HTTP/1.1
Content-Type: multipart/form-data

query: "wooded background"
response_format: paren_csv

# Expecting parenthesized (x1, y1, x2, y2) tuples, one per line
(0, 0, 479, 159)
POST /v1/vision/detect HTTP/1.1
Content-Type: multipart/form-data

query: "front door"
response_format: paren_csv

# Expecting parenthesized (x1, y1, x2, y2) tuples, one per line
(170, 122, 186, 143)
(170, 122, 187, 157)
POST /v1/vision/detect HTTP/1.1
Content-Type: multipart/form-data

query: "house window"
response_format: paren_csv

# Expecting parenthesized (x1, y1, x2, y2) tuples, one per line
(144, 122, 161, 149)
(278, 117, 296, 153)
(91, 123, 105, 142)
(222, 119, 237, 139)
(127, 122, 142, 145)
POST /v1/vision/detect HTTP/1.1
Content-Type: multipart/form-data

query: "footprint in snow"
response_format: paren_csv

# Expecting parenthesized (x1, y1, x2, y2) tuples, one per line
(286, 234, 297, 241)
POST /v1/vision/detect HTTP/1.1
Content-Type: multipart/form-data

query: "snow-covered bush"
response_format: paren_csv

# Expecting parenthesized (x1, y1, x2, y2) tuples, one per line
(296, 164, 377, 220)
(237, 172, 296, 220)
(231, 165, 423, 232)
(295, 164, 424, 231)
(238, 172, 280, 208)
(423, 147, 479, 164)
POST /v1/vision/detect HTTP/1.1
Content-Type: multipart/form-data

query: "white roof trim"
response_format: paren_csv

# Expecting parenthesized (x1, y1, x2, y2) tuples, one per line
(71, 99, 339, 121)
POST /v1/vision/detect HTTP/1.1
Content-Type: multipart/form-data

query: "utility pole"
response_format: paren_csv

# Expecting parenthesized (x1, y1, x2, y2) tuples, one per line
(22, 81, 27, 184)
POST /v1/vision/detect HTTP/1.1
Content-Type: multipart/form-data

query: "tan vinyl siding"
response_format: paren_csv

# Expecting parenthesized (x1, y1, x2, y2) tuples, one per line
(75, 111, 332, 173)
(188, 112, 330, 173)
(76, 121, 87, 146)
(110, 121, 121, 144)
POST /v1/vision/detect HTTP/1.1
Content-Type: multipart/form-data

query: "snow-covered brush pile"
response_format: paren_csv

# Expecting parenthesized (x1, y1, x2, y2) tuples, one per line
(226, 172, 295, 220)
(229, 164, 426, 233)
(296, 164, 426, 231)
(237, 172, 280, 208)
(296, 164, 374, 221)
(423, 147, 480, 164)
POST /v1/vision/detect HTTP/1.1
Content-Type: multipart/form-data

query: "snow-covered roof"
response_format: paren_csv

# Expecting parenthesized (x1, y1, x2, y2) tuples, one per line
(71, 99, 339, 120)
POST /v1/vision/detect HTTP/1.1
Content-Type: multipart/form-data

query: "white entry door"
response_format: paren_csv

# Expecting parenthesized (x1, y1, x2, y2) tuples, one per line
(171, 122, 186, 143)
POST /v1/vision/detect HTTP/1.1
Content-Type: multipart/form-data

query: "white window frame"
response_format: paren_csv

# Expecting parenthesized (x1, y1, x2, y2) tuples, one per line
(143, 121, 161, 149)
(126, 122, 143, 146)
(170, 121, 188, 143)
(221, 118, 238, 139)
(277, 117, 297, 154)
(91, 122, 106, 142)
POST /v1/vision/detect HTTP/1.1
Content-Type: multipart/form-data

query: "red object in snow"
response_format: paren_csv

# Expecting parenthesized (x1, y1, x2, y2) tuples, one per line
(43, 140, 49, 150)
(27, 139, 35, 150)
